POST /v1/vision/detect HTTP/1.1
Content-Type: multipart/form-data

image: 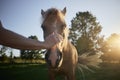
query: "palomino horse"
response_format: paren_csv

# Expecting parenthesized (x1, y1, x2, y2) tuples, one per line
(41, 7, 102, 80)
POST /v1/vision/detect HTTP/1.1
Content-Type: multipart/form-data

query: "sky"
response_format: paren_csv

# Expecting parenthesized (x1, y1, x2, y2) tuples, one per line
(0, 0, 120, 56)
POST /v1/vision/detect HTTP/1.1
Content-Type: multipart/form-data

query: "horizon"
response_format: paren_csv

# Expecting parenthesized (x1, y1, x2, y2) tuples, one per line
(0, 0, 120, 56)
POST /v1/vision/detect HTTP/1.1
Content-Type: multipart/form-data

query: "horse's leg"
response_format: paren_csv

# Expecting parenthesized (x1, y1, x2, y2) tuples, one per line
(48, 69, 56, 80)
(64, 76, 67, 80)
(66, 69, 76, 80)
(66, 74, 75, 80)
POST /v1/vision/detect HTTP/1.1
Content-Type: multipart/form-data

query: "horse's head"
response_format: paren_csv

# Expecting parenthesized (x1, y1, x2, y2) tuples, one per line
(41, 7, 68, 68)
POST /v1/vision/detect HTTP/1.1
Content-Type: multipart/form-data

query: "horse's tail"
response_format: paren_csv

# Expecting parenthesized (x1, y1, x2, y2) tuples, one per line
(77, 52, 102, 72)
(76, 52, 102, 80)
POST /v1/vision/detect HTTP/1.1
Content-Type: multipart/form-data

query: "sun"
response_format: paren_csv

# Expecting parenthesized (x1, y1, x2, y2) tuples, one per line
(108, 38, 120, 49)
(107, 34, 120, 48)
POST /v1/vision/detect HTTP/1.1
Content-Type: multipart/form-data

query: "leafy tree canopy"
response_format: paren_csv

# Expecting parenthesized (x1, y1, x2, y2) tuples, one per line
(69, 11, 103, 54)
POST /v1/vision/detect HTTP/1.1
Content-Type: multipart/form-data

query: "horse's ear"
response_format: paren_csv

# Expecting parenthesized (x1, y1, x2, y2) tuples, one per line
(62, 7, 66, 15)
(41, 9, 45, 17)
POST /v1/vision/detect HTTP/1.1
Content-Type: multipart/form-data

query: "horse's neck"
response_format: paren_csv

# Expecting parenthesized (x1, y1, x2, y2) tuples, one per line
(63, 39, 72, 52)
(62, 27, 72, 51)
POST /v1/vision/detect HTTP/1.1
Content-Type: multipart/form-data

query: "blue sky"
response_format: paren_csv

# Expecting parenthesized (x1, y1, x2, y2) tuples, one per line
(0, 0, 120, 56)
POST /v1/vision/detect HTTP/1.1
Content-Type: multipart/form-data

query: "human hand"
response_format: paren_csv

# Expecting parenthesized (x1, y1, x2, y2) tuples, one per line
(44, 32, 63, 49)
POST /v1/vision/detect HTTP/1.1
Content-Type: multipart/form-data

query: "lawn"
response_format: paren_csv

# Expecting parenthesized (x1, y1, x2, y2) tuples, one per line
(0, 63, 120, 80)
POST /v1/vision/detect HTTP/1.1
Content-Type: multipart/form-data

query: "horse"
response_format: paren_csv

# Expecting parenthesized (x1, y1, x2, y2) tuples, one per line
(41, 7, 102, 80)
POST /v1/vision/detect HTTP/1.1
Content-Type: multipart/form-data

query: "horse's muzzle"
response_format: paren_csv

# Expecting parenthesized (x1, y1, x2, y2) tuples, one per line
(45, 48, 63, 68)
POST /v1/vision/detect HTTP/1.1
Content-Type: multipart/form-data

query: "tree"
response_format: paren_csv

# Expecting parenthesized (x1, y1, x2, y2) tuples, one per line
(0, 45, 9, 62)
(101, 33, 120, 62)
(20, 35, 42, 61)
(0, 45, 8, 56)
(69, 11, 102, 54)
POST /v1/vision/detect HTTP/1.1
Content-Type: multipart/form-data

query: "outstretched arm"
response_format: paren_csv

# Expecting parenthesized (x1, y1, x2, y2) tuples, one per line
(0, 21, 62, 50)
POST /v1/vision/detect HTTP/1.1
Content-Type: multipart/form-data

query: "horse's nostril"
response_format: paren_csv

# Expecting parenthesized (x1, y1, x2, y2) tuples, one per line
(55, 51, 62, 67)
(48, 60, 51, 66)
(45, 50, 51, 66)
(45, 49, 63, 68)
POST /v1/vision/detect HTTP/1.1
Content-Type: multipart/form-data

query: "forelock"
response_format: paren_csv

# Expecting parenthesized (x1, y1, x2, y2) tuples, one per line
(44, 8, 59, 18)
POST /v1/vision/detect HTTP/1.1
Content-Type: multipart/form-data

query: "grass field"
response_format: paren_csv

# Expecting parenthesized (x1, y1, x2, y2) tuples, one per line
(0, 63, 120, 80)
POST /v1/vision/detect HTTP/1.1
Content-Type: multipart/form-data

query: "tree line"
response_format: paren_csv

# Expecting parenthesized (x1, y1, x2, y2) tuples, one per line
(0, 11, 120, 63)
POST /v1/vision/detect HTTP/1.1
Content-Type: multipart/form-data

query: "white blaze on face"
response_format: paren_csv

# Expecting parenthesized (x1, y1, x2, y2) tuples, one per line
(48, 20, 57, 67)
(52, 20, 57, 31)
(53, 20, 63, 51)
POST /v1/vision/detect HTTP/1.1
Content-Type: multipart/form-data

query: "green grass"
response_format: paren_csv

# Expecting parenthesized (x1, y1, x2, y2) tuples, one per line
(0, 63, 48, 80)
(0, 63, 120, 80)
(79, 63, 120, 80)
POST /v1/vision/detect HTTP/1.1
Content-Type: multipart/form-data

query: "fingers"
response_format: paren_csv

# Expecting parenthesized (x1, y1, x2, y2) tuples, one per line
(44, 32, 63, 49)
(53, 32, 63, 43)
